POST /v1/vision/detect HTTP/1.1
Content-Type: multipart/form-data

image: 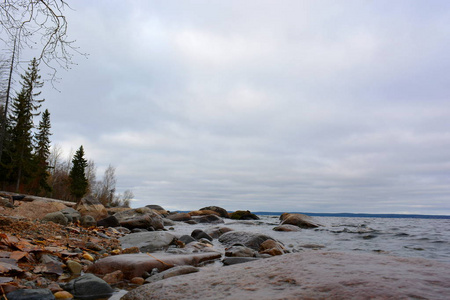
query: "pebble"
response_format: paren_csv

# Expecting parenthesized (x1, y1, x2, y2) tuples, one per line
(54, 291, 74, 299)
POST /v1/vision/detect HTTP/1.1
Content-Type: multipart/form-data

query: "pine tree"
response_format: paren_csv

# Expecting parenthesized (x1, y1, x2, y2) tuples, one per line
(32, 109, 52, 195)
(6, 58, 44, 191)
(69, 145, 88, 202)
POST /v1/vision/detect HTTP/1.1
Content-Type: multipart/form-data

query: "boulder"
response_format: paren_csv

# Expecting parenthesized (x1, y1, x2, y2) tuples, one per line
(229, 210, 259, 220)
(10, 200, 67, 220)
(62, 273, 113, 299)
(60, 207, 81, 223)
(200, 206, 229, 218)
(203, 227, 234, 239)
(222, 257, 260, 266)
(6, 288, 55, 300)
(80, 215, 96, 227)
(218, 231, 274, 251)
(114, 207, 164, 230)
(166, 213, 192, 222)
(120, 231, 177, 252)
(191, 214, 224, 224)
(42, 211, 68, 226)
(87, 253, 221, 280)
(273, 224, 301, 232)
(75, 196, 108, 220)
(259, 239, 287, 256)
(280, 213, 320, 228)
(191, 229, 213, 241)
(225, 245, 258, 257)
(97, 215, 120, 228)
(188, 210, 220, 217)
(178, 235, 196, 245)
(145, 205, 169, 216)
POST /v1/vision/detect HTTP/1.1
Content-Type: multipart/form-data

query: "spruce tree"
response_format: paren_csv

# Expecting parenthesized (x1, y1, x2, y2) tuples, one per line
(6, 58, 44, 191)
(32, 109, 52, 195)
(69, 145, 88, 202)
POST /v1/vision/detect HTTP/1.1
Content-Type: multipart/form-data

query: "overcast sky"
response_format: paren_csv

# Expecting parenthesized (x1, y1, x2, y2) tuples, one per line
(21, 1, 450, 214)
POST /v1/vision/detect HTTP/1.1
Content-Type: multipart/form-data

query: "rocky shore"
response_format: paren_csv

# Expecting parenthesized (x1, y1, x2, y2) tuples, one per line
(1, 193, 450, 299)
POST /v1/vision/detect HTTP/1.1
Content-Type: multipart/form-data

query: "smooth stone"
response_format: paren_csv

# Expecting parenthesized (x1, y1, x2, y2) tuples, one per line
(62, 273, 113, 299)
(229, 210, 259, 220)
(103, 270, 124, 284)
(53, 291, 73, 299)
(191, 214, 224, 224)
(97, 215, 120, 228)
(86, 253, 221, 280)
(80, 215, 96, 227)
(179, 235, 196, 245)
(66, 260, 82, 274)
(60, 207, 81, 223)
(6, 288, 55, 300)
(225, 245, 257, 257)
(203, 227, 234, 239)
(166, 213, 192, 222)
(120, 231, 177, 252)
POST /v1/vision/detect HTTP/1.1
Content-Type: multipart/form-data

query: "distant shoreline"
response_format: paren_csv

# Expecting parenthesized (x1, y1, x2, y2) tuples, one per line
(253, 212, 450, 219)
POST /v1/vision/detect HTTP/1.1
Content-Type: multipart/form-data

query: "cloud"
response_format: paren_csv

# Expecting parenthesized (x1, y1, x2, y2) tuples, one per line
(29, 0, 450, 215)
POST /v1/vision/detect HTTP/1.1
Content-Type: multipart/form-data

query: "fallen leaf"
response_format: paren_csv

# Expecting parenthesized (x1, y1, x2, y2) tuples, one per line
(0, 261, 23, 274)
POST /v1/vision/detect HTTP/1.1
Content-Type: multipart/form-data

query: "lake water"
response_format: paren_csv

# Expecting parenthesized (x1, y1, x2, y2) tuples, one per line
(169, 215, 450, 263)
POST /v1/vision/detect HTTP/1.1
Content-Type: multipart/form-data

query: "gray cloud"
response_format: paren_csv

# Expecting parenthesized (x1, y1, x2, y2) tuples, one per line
(28, 0, 450, 214)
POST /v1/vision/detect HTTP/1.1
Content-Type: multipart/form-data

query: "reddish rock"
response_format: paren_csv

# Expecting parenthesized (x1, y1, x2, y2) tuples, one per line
(75, 196, 108, 220)
(86, 253, 221, 280)
(259, 239, 287, 256)
(166, 213, 192, 222)
(130, 277, 145, 285)
(103, 270, 124, 284)
(280, 213, 320, 228)
(10, 200, 67, 220)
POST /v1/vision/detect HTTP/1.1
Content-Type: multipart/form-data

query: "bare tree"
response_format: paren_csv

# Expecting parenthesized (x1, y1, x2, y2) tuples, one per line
(97, 165, 117, 206)
(0, 0, 81, 78)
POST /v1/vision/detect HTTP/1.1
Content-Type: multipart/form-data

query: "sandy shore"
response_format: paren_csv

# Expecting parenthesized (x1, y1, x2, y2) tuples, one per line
(122, 250, 450, 300)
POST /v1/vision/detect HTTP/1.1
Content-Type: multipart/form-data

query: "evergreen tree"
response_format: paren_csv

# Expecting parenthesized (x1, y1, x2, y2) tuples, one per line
(6, 58, 44, 191)
(69, 145, 88, 202)
(32, 109, 52, 195)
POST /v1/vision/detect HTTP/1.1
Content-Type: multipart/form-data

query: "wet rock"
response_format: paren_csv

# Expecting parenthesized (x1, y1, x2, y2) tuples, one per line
(225, 245, 258, 257)
(131, 228, 149, 233)
(60, 207, 81, 223)
(191, 214, 224, 224)
(273, 224, 301, 232)
(259, 239, 288, 256)
(114, 207, 164, 230)
(120, 231, 177, 252)
(87, 253, 221, 280)
(42, 211, 68, 226)
(130, 277, 145, 285)
(184, 219, 198, 225)
(222, 257, 260, 265)
(62, 273, 113, 299)
(280, 213, 321, 228)
(97, 215, 120, 228)
(191, 229, 213, 241)
(145, 265, 199, 283)
(6, 288, 55, 300)
(204, 226, 234, 239)
(166, 213, 192, 222)
(218, 231, 274, 251)
(75, 196, 108, 220)
(80, 215, 96, 227)
(179, 235, 196, 245)
(229, 210, 260, 220)
(199, 206, 229, 218)
(103, 270, 124, 284)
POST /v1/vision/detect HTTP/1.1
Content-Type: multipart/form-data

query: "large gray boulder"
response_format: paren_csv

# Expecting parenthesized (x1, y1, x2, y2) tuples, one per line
(218, 231, 274, 251)
(114, 207, 164, 230)
(120, 231, 177, 252)
(60, 207, 81, 223)
(6, 288, 55, 300)
(199, 206, 229, 218)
